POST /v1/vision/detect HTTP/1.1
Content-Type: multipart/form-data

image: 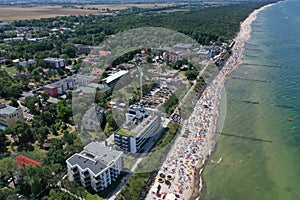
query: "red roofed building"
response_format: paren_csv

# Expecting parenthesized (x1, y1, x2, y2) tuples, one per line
(99, 50, 111, 57)
(14, 155, 41, 168)
(91, 67, 104, 78)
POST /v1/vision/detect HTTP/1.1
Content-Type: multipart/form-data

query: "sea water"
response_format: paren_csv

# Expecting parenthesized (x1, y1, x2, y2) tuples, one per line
(203, 0, 300, 199)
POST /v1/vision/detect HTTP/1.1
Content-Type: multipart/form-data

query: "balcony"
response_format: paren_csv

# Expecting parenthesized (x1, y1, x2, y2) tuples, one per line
(70, 169, 79, 175)
(73, 174, 80, 181)
(95, 185, 104, 191)
(82, 181, 91, 187)
(81, 175, 90, 182)
(96, 182, 104, 187)
(93, 178, 104, 183)
(81, 171, 90, 177)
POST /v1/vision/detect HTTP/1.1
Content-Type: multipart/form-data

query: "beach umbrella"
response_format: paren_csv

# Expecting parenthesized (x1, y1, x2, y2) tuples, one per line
(165, 180, 171, 186)
(157, 178, 164, 183)
(160, 173, 166, 178)
(178, 185, 184, 191)
(166, 174, 173, 180)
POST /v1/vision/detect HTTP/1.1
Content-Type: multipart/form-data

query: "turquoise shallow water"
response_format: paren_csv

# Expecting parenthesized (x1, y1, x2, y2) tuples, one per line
(203, 1, 300, 199)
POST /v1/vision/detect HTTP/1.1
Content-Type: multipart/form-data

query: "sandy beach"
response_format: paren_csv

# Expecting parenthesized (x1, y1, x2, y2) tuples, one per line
(144, 2, 278, 200)
(192, 2, 280, 200)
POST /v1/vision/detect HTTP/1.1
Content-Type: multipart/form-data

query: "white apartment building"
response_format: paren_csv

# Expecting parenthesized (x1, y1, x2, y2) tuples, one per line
(66, 142, 123, 192)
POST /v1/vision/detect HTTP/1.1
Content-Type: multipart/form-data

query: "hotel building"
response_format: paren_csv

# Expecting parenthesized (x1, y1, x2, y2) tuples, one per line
(114, 104, 162, 153)
(66, 142, 123, 192)
(0, 103, 24, 127)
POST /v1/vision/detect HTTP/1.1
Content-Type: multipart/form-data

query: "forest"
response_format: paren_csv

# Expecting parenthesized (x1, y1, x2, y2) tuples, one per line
(5, 1, 276, 46)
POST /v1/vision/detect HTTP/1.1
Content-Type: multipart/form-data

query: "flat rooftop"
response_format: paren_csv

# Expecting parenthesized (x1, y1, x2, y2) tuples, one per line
(67, 142, 123, 175)
(104, 70, 128, 84)
(67, 153, 107, 175)
(0, 104, 19, 115)
(84, 142, 122, 165)
(117, 115, 159, 137)
(44, 57, 65, 62)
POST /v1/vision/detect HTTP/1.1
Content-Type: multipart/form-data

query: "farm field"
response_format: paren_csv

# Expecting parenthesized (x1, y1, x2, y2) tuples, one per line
(0, 4, 174, 21)
(0, 6, 97, 21)
(83, 3, 174, 10)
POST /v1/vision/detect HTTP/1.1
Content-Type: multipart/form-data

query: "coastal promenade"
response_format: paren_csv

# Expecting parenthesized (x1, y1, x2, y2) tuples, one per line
(145, 2, 277, 200)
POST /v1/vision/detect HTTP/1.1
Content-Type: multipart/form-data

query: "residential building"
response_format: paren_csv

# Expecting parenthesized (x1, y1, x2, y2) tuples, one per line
(44, 78, 75, 96)
(74, 74, 98, 87)
(77, 83, 111, 95)
(101, 70, 128, 88)
(125, 104, 149, 124)
(66, 142, 123, 192)
(91, 68, 104, 78)
(19, 59, 36, 68)
(44, 58, 66, 68)
(98, 50, 111, 57)
(0, 21, 8, 26)
(3, 37, 23, 42)
(163, 52, 183, 63)
(82, 105, 105, 131)
(0, 103, 24, 127)
(74, 44, 94, 55)
(114, 105, 161, 153)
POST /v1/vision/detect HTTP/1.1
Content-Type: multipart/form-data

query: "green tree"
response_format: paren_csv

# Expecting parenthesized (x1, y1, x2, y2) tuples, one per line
(146, 55, 153, 63)
(19, 165, 55, 197)
(0, 188, 19, 200)
(41, 92, 50, 103)
(185, 69, 199, 80)
(0, 158, 18, 184)
(24, 96, 37, 114)
(48, 189, 73, 200)
(0, 130, 8, 153)
(9, 98, 19, 108)
(10, 122, 34, 148)
(45, 139, 65, 166)
(106, 109, 118, 131)
(61, 44, 76, 58)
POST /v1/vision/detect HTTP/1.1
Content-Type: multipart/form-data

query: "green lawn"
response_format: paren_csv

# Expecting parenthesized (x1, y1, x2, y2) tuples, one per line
(1, 66, 17, 76)
(117, 128, 133, 137)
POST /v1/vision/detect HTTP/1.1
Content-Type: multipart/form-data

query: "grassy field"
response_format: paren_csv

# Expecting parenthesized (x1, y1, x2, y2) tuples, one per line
(0, 6, 98, 21)
(0, 4, 173, 21)
(1, 66, 17, 77)
(83, 3, 174, 10)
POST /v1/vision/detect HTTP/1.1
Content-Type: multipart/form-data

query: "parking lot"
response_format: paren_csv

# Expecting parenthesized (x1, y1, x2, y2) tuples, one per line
(140, 86, 173, 109)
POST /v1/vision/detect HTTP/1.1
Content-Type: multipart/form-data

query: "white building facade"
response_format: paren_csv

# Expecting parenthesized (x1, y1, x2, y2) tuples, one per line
(66, 142, 123, 192)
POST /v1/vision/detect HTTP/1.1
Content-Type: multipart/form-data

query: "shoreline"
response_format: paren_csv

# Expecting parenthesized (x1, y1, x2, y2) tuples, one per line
(192, 2, 281, 200)
(143, 2, 281, 200)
